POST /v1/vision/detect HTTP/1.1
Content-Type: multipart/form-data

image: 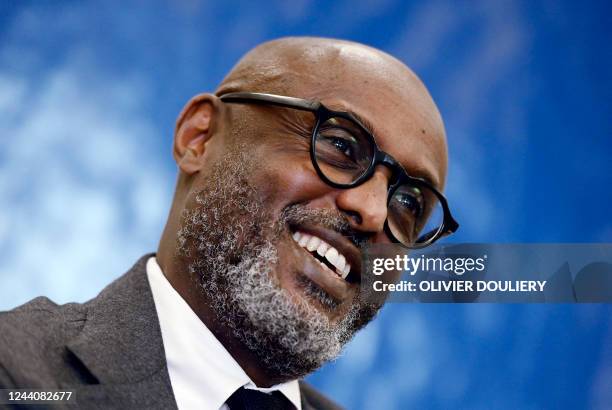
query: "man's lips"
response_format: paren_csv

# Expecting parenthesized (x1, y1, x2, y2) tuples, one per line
(286, 223, 363, 304)
(293, 231, 351, 279)
(290, 224, 362, 283)
(290, 245, 353, 303)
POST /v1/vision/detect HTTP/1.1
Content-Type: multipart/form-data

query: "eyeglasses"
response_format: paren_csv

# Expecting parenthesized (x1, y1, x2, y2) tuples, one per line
(219, 92, 459, 248)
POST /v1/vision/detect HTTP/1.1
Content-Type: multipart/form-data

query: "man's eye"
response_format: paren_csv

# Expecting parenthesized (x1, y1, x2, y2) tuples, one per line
(395, 192, 424, 218)
(322, 135, 354, 157)
(317, 125, 360, 158)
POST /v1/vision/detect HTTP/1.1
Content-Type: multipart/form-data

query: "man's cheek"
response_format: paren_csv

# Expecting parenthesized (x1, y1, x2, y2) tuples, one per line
(267, 238, 298, 282)
(257, 153, 327, 206)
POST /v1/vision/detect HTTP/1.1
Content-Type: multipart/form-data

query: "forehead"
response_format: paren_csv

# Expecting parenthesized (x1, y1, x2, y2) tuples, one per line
(292, 48, 448, 188)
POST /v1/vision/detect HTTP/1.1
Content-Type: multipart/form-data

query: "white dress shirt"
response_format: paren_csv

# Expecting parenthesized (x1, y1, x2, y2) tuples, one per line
(146, 257, 302, 410)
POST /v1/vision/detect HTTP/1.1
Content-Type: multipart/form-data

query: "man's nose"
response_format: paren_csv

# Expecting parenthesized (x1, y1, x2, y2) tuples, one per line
(335, 166, 391, 234)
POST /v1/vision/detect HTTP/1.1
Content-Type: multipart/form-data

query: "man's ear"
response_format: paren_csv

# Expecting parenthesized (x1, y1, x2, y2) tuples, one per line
(173, 93, 220, 174)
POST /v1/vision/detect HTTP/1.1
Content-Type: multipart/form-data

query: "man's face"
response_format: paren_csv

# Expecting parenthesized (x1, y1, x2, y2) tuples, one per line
(175, 47, 447, 379)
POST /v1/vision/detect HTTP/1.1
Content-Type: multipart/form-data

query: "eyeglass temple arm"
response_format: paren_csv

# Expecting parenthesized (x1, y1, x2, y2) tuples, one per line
(219, 92, 320, 112)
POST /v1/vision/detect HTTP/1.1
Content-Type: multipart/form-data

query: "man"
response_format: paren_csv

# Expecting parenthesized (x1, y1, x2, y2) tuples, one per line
(0, 37, 456, 409)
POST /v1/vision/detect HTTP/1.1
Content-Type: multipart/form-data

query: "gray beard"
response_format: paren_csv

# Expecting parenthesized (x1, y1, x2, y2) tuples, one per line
(176, 147, 380, 380)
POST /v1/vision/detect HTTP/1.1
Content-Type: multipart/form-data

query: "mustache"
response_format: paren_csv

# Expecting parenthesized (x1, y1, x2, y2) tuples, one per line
(280, 204, 371, 249)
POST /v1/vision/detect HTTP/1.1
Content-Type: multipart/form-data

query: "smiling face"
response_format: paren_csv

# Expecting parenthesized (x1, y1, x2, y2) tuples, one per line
(164, 38, 448, 381)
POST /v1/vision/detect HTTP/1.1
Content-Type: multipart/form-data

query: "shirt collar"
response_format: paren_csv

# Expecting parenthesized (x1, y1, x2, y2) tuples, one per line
(146, 257, 302, 410)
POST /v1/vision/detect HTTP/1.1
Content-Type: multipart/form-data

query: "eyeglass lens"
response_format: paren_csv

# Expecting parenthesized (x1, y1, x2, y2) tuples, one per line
(313, 115, 444, 246)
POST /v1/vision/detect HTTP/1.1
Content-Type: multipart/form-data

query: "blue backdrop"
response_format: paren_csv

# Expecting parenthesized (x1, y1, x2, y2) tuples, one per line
(0, 1, 610, 409)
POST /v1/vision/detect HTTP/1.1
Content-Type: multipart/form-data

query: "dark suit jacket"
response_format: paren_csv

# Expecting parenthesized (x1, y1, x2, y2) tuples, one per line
(0, 255, 342, 410)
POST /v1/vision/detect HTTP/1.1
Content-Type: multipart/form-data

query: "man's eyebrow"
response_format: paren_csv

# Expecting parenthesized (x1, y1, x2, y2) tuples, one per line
(408, 167, 440, 190)
(346, 110, 378, 141)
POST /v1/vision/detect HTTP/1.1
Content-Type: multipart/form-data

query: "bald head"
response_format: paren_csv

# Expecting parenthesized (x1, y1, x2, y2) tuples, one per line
(219, 37, 421, 96)
(217, 37, 447, 187)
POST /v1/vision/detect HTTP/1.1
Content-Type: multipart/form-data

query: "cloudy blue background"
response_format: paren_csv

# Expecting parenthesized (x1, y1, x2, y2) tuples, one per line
(0, 1, 610, 409)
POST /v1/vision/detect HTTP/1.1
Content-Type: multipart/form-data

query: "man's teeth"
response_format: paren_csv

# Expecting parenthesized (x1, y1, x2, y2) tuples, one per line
(292, 231, 351, 279)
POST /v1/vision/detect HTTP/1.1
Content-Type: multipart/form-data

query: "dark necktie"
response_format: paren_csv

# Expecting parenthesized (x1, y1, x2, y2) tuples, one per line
(226, 386, 295, 410)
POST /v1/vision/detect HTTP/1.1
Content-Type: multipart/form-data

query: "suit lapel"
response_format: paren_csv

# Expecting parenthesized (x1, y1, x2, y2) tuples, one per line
(66, 254, 177, 409)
